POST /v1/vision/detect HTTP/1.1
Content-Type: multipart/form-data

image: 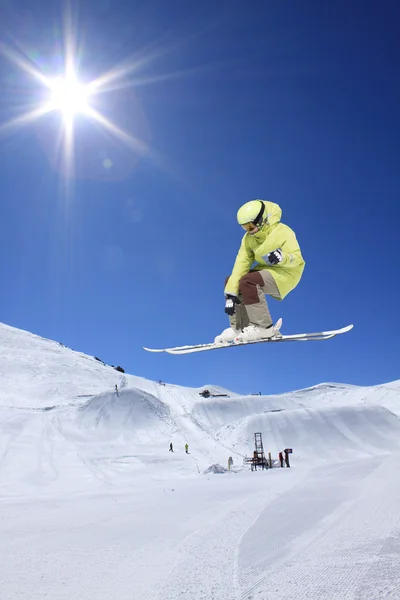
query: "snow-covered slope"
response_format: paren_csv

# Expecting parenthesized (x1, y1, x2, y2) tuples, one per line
(0, 322, 241, 494)
(1, 320, 400, 495)
(215, 404, 400, 462)
(191, 381, 400, 465)
(2, 321, 400, 600)
(289, 380, 400, 415)
(0, 321, 131, 408)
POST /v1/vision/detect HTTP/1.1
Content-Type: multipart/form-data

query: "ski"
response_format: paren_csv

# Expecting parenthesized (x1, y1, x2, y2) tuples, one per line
(143, 323, 353, 355)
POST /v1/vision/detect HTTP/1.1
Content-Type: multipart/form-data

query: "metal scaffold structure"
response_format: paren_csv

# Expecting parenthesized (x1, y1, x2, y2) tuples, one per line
(244, 432, 270, 471)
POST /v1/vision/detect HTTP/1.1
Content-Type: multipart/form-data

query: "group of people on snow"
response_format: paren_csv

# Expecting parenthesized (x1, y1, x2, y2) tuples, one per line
(278, 449, 291, 468)
(169, 442, 189, 454)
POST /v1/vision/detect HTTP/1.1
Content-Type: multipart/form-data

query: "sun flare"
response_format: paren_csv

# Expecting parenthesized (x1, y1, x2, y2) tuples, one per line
(47, 75, 91, 118)
(0, 8, 193, 182)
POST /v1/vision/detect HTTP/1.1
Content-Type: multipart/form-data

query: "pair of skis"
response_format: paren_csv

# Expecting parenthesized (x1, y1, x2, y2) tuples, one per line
(143, 321, 354, 355)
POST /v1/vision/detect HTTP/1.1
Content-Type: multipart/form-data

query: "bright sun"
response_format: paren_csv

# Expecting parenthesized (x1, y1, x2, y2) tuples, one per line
(0, 17, 160, 181)
(48, 74, 91, 118)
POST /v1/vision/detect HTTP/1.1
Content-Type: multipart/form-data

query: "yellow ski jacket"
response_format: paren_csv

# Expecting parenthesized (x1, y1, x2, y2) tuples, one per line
(224, 201, 305, 299)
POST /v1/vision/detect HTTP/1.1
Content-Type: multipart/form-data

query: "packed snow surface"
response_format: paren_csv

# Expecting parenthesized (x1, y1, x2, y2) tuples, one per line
(1, 321, 400, 599)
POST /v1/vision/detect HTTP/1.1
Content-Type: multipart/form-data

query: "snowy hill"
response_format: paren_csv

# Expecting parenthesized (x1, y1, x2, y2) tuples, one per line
(1, 321, 400, 599)
(289, 380, 400, 415)
(1, 320, 400, 495)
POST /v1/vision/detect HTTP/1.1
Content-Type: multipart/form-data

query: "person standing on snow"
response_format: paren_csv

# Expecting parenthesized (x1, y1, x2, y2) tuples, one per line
(215, 200, 305, 344)
(185, 443, 189, 454)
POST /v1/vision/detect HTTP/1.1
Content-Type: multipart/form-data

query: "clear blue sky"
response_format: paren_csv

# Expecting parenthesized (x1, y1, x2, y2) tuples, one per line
(0, 0, 399, 395)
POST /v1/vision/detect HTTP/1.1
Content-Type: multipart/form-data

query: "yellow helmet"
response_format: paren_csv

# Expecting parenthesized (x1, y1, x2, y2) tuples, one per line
(237, 200, 266, 232)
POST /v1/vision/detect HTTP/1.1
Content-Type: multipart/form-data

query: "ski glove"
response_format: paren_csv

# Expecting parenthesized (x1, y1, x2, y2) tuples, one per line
(264, 249, 283, 266)
(224, 294, 241, 316)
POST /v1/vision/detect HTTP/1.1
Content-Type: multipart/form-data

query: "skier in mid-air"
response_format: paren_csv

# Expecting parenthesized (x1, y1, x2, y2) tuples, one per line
(215, 200, 305, 344)
(143, 199, 350, 353)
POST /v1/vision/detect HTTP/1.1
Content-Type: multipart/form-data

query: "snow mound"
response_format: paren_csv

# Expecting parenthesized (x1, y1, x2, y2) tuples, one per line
(204, 464, 228, 474)
(77, 388, 174, 437)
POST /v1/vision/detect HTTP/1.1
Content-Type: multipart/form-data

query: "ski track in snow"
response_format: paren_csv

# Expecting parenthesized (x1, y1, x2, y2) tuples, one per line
(237, 455, 400, 599)
(1, 321, 400, 599)
(157, 471, 311, 600)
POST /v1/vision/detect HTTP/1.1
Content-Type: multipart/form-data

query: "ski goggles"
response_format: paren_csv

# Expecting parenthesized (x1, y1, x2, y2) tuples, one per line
(241, 222, 259, 232)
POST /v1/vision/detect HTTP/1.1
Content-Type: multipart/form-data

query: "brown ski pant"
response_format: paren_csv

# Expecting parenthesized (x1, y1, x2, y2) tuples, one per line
(225, 270, 281, 330)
